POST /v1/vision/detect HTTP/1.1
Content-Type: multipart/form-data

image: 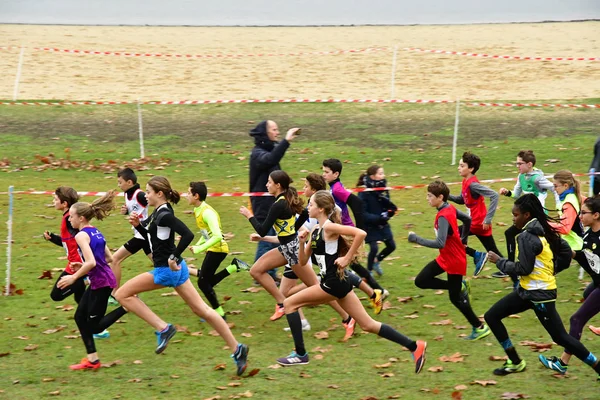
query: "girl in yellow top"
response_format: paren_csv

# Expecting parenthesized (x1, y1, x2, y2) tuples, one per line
(550, 170, 584, 251)
(485, 194, 600, 380)
(187, 182, 249, 318)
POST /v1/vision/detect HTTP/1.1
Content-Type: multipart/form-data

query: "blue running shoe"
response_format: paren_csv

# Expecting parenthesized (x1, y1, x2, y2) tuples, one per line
(93, 329, 110, 340)
(155, 324, 176, 354)
(231, 343, 249, 376)
(372, 262, 384, 277)
(277, 351, 309, 366)
(538, 355, 567, 375)
(473, 251, 488, 276)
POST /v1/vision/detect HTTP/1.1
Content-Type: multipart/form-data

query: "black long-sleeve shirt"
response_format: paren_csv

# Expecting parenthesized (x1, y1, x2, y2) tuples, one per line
(135, 203, 194, 267)
(248, 194, 307, 245)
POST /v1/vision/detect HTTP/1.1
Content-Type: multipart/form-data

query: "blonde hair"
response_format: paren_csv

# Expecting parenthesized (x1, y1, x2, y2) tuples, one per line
(554, 170, 582, 205)
(71, 191, 117, 222)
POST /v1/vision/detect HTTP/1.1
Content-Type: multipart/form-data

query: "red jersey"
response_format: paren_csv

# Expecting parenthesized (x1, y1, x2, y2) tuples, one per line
(461, 176, 491, 237)
(435, 204, 467, 275)
(61, 211, 82, 274)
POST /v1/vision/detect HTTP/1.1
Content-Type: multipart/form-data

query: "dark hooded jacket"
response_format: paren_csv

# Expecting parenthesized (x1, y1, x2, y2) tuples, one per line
(249, 121, 291, 221)
(496, 218, 571, 302)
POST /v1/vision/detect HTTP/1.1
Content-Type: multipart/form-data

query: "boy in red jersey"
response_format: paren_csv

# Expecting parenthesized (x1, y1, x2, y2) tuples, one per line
(409, 180, 491, 341)
(449, 152, 503, 276)
(44, 187, 85, 303)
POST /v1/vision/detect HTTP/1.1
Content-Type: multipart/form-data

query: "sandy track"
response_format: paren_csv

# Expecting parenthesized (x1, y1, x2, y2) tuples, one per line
(0, 22, 598, 101)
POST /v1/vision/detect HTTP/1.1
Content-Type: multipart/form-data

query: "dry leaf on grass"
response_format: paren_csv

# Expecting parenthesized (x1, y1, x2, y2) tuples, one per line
(314, 354, 324, 360)
(267, 364, 282, 369)
(429, 319, 453, 326)
(161, 291, 178, 297)
(314, 331, 329, 340)
(246, 368, 260, 377)
(24, 344, 39, 351)
(299, 372, 311, 378)
(214, 363, 227, 370)
(470, 380, 497, 386)
(238, 301, 252, 305)
(454, 385, 468, 390)
(48, 391, 61, 396)
(373, 362, 392, 369)
(327, 384, 340, 389)
(380, 372, 395, 378)
(434, 336, 444, 341)
(241, 287, 263, 293)
(128, 378, 142, 383)
(404, 314, 419, 319)
(101, 360, 122, 368)
(228, 382, 242, 387)
(241, 333, 252, 338)
(397, 296, 413, 303)
(133, 360, 143, 365)
(15, 336, 29, 340)
(439, 352, 467, 363)
(434, 290, 444, 295)
(42, 378, 55, 382)
(422, 304, 436, 309)
(489, 355, 508, 361)
(501, 393, 530, 399)
(427, 366, 444, 372)
(451, 391, 462, 400)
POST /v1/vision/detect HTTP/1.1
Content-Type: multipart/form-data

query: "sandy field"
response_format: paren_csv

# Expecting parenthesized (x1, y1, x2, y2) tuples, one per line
(0, 22, 598, 101)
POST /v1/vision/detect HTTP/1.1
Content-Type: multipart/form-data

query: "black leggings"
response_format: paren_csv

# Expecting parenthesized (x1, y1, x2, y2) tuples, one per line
(350, 261, 383, 291)
(414, 260, 481, 328)
(50, 270, 86, 303)
(484, 290, 592, 362)
(367, 238, 396, 271)
(74, 286, 127, 354)
(197, 251, 231, 310)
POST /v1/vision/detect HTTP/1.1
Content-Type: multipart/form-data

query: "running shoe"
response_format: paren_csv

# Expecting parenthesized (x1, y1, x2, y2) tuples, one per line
(107, 295, 119, 306)
(461, 279, 472, 304)
(538, 355, 568, 375)
(232, 258, 251, 272)
(491, 271, 509, 278)
(372, 262, 384, 277)
(412, 340, 427, 374)
(342, 317, 356, 342)
(464, 324, 491, 341)
(155, 324, 176, 354)
(589, 325, 600, 336)
(93, 329, 110, 340)
(473, 251, 488, 276)
(284, 320, 311, 332)
(231, 343, 249, 376)
(270, 304, 285, 321)
(381, 289, 390, 300)
(493, 359, 526, 376)
(70, 358, 101, 370)
(277, 351, 309, 366)
(370, 289, 383, 315)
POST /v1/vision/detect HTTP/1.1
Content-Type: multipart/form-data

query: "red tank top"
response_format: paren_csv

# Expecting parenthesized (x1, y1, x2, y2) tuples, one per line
(461, 176, 491, 237)
(435, 204, 466, 275)
(61, 211, 82, 274)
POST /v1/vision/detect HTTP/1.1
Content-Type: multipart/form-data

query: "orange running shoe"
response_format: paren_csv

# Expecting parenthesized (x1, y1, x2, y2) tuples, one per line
(589, 325, 600, 336)
(342, 317, 356, 342)
(270, 304, 285, 321)
(412, 340, 427, 374)
(369, 289, 383, 315)
(70, 358, 101, 370)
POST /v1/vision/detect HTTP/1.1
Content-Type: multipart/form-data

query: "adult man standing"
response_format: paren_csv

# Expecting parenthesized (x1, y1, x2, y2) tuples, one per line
(249, 120, 300, 281)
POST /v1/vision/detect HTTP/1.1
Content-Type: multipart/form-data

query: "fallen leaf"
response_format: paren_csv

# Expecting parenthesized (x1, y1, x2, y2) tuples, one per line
(0, 352, 10, 357)
(451, 391, 462, 400)
(434, 336, 444, 341)
(127, 378, 142, 383)
(241, 333, 252, 338)
(214, 363, 227, 370)
(454, 384, 468, 390)
(42, 378, 55, 382)
(227, 382, 242, 387)
(434, 290, 444, 295)
(15, 336, 29, 340)
(241, 287, 263, 293)
(429, 319, 453, 326)
(327, 384, 340, 389)
(133, 360, 143, 365)
(501, 393, 530, 399)
(314, 331, 329, 340)
(247, 368, 260, 377)
(267, 364, 282, 369)
(380, 372, 395, 378)
(24, 344, 39, 351)
(427, 366, 444, 372)
(470, 380, 496, 387)
(299, 372, 311, 378)
(314, 354, 324, 360)
(374, 362, 392, 369)
(489, 355, 508, 361)
(422, 304, 436, 309)
(190, 331, 203, 336)
(161, 291, 179, 297)
(170, 375, 179, 379)
(439, 352, 467, 363)
(48, 391, 61, 396)
(397, 296, 413, 303)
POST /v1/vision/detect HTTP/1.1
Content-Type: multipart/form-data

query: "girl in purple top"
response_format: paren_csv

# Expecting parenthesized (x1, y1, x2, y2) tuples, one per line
(57, 191, 127, 370)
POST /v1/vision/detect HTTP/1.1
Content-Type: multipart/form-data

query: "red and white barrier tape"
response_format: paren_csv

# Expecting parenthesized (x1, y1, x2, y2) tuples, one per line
(3, 173, 596, 197)
(0, 46, 388, 58)
(404, 47, 599, 62)
(0, 99, 598, 108)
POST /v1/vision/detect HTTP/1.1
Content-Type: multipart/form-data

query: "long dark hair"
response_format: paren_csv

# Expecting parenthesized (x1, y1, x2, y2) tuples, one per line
(312, 190, 350, 258)
(147, 176, 181, 204)
(270, 170, 304, 214)
(514, 194, 562, 258)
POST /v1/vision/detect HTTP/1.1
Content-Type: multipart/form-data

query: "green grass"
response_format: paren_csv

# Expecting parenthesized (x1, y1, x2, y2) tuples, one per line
(0, 102, 600, 399)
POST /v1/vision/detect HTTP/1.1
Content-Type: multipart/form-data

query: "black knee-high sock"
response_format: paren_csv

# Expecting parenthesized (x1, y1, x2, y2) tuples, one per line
(505, 347, 521, 365)
(350, 262, 383, 291)
(378, 324, 417, 352)
(286, 311, 306, 355)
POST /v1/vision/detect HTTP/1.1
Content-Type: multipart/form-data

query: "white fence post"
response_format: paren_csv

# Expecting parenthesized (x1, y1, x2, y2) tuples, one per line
(137, 100, 145, 159)
(390, 45, 398, 99)
(5, 186, 14, 296)
(13, 47, 25, 101)
(451, 99, 460, 165)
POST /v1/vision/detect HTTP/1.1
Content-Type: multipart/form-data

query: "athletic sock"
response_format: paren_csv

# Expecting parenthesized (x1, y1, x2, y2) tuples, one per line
(277, 303, 284, 308)
(378, 323, 417, 350)
(159, 325, 170, 333)
(370, 292, 376, 299)
(226, 264, 237, 274)
(505, 347, 521, 365)
(342, 316, 352, 325)
(215, 306, 225, 317)
(466, 247, 476, 257)
(286, 311, 306, 355)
